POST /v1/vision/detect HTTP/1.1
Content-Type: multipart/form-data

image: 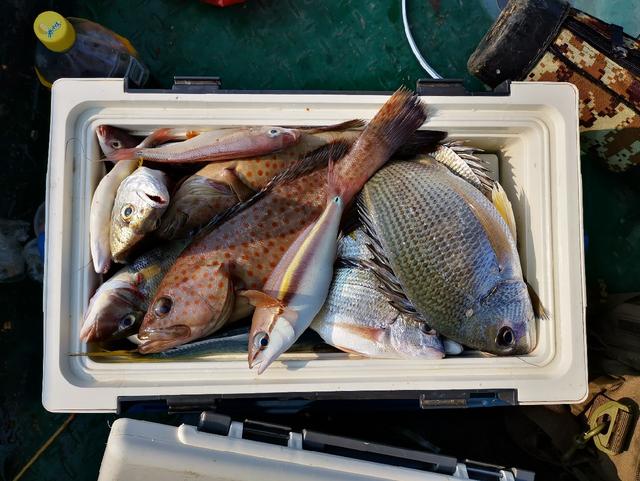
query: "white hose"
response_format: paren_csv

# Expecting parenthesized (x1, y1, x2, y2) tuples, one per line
(401, 0, 443, 79)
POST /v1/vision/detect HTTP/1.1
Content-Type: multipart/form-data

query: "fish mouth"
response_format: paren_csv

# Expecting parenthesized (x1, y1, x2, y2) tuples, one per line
(137, 191, 169, 208)
(137, 325, 192, 354)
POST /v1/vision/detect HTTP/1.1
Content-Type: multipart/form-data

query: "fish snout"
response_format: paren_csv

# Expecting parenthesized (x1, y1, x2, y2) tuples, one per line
(248, 316, 296, 375)
(137, 324, 192, 354)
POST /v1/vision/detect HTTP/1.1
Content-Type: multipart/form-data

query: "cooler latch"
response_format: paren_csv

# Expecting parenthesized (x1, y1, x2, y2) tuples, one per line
(416, 78, 510, 96)
(419, 389, 517, 408)
(242, 419, 293, 446)
(172, 76, 222, 93)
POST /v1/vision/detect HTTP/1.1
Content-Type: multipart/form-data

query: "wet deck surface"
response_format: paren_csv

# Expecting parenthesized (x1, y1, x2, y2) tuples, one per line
(1, 1, 639, 479)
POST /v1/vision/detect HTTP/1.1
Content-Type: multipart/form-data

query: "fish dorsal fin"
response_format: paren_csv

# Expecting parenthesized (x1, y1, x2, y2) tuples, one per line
(491, 182, 517, 241)
(192, 140, 351, 241)
(356, 198, 431, 328)
(427, 142, 494, 195)
(240, 290, 283, 309)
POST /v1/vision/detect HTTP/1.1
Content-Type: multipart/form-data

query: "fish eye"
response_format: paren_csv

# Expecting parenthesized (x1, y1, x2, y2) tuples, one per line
(253, 331, 270, 350)
(419, 323, 432, 334)
(267, 128, 281, 138)
(496, 326, 515, 348)
(333, 196, 341, 204)
(119, 313, 137, 329)
(111, 140, 122, 149)
(121, 204, 135, 220)
(154, 297, 173, 317)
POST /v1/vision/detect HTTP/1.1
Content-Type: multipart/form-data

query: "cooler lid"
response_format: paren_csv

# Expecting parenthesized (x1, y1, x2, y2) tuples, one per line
(98, 414, 534, 481)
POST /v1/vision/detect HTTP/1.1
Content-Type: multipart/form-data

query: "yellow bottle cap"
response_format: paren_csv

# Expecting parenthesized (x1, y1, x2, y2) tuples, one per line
(33, 11, 76, 53)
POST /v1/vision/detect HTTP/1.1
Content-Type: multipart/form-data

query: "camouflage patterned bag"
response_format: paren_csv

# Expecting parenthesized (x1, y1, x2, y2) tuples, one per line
(468, 0, 640, 172)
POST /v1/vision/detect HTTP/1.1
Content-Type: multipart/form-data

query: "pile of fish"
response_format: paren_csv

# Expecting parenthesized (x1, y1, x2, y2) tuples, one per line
(81, 88, 543, 373)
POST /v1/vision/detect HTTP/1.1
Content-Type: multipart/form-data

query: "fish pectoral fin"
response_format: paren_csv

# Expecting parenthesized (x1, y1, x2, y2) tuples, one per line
(239, 290, 284, 309)
(219, 168, 256, 202)
(339, 324, 386, 343)
(526, 281, 550, 320)
(491, 182, 517, 241)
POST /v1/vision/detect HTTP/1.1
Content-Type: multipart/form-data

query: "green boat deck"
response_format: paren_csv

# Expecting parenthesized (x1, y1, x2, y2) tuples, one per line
(1, 1, 639, 479)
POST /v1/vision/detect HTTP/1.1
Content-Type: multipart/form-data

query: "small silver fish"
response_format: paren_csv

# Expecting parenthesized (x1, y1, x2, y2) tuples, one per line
(90, 159, 138, 273)
(110, 166, 170, 263)
(80, 241, 186, 342)
(311, 266, 444, 359)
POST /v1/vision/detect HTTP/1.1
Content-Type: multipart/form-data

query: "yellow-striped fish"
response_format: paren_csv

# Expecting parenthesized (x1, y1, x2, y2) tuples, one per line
(242, 88, 427, 374)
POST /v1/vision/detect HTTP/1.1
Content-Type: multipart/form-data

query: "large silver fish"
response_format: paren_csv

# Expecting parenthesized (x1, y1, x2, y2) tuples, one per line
(358, 157, 537, 355)
(311, 265, 445, 359)
(80, 241, 186, 343)
(110, 166, 170, 263)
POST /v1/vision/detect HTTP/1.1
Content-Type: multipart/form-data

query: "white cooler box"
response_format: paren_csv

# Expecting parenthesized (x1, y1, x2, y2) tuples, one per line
(43, 78, 586, 413)
(98, 415, 535, 481)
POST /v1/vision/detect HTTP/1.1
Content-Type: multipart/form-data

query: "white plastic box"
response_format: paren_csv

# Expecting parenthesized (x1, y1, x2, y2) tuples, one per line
(98, 417, 534, 481)
(43, 79, 586, 413)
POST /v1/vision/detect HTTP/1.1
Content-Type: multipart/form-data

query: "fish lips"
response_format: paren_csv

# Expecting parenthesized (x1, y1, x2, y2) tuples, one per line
(137, 325, 192, 354)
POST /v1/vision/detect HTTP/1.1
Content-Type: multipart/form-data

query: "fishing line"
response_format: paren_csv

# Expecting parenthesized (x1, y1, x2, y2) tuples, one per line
(401, 0, 443, 79)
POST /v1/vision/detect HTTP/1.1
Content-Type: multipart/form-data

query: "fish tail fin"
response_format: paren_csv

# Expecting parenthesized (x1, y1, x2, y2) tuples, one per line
(364, 87, 427, 156)
(337, 87, 427, 203)
(395, 129, 448, 158)
(106, 147, 141, 162)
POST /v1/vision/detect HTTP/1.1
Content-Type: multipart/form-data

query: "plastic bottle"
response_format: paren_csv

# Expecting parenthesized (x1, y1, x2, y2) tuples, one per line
(33, 11, 149, 88)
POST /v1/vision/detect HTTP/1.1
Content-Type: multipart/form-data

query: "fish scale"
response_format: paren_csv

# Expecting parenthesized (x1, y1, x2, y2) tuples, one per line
(359, 158, 535, 354)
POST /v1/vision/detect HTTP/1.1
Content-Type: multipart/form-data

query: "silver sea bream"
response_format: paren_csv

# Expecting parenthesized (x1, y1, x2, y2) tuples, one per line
(358, 157, 537, 355)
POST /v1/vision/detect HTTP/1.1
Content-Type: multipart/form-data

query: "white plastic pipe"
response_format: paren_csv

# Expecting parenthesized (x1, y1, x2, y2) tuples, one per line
(401, 0, 443, 79)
